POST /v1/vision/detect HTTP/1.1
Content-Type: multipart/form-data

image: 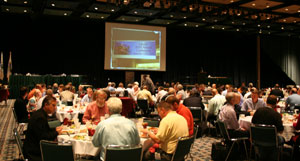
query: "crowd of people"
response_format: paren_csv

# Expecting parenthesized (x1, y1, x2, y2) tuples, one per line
(12, 77, 300, 161)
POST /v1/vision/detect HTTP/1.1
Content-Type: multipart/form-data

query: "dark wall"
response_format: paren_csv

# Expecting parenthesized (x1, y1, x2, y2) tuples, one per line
(0, 14, 292, 88)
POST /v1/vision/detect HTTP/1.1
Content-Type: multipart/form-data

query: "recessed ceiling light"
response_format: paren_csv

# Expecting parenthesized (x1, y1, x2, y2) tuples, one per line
(232, 21, 235, 24)
(285, 8, 288, 11)
(222, 27, 225, 30)
(237, 13, 241, 16)
(4, 0, 7, 2)
(51, 3, 55, 7)
(94, 7, 98, 10)
(170, 15, 174, 18)
(111, 9, 115, 12)
(166, 22, 170, 24)
(214, 19, 218, 22)
(268, 32, 271, 35)
(202, 18, 206, 21)
(242, 22, 246, 25)
(236, 28, 240, 32)
(212, 26, 215, 29)
(6, 8, 9, 11)
(184, 23, 187, 26)
(183, 16, 187, 19)
(267, 25, 270, 28)
(135, 19, 139, 22)
(101, 16, 104, 19)
(24, 9, 27, 13)
(195, 25, 199, 27)
(86, 15, 90, 18)
(267, 17, 270, 20)
(281, 26, 284, 30)
(64, 13, 67, 16)
(259, 29, 262, 34)
(257, 24, 261, 27)
(24, 1, 28, 4)
(252, 3, 256, 6)
(134, 11, 138, 14)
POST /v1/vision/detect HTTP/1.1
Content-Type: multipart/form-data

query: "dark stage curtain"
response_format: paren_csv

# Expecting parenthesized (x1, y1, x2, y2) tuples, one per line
(9, 75, 82, 98)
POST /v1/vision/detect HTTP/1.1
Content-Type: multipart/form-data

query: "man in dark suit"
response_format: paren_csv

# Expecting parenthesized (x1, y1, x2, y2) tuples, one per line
(183, 90, 205, 109)
(14, 87, 29, 123)
(270, 84, 284, 98)
(23, 96, 63, 161)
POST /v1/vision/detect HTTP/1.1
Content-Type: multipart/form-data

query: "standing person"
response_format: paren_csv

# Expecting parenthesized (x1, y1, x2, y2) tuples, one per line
(141, 101, 189, 161)
(141, 75, 155, 94)
(23, 96, 63, 161)
(92, 97, 140, 161)
(14, 87, 29, 123)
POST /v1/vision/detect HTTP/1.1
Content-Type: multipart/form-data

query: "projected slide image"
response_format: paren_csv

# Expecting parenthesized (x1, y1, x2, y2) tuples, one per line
(113, 40, 156, 59)
(105, 22, 166, 71)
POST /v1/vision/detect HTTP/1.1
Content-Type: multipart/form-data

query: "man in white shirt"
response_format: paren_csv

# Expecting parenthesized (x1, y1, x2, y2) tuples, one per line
(156, 86, 168, 103)
(81, 88, 93, 103)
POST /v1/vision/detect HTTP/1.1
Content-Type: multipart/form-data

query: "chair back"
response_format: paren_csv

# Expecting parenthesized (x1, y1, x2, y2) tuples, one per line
(188, 107, 203, 122)
(13, 128, 24, 160)
(144, 119, 160, 127)
(193, 124, 199, 139)
(171, 136, 195, 161)
(216, 120, 231, 142)
(104, 144, 143, 161)
(12, 107, 19, 123)
(48, 120, 61, 129)
(40, 140, 74, 161)
(137, 99, 149, 110)
(250, 124, 278, 147)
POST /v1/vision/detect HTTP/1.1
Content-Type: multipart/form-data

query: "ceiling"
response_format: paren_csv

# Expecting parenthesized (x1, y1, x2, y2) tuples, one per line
(1, 0, 300, 37)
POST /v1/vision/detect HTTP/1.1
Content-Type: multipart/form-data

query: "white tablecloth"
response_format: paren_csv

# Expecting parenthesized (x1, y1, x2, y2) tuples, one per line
(56, 105, 87, 122)
(57, 124, 154, 156)
(239, 116, 294, 141)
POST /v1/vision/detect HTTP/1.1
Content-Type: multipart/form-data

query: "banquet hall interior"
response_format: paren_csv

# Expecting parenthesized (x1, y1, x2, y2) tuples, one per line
(1, 0, 300, 161)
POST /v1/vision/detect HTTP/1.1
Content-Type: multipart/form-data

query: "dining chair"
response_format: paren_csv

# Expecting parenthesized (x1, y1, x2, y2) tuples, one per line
(216, 120, 249, 161)
(40, 140, 75, 161)
(137, 99, 150, 117)
(171, 136, 195, 161)
(250, 124, 282, 161)
(13, 128, 25, 160)
(104, 144, 143, 161)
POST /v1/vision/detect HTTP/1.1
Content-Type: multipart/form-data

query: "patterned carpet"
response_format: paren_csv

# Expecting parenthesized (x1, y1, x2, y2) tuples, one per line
(0, 100, 219, 161)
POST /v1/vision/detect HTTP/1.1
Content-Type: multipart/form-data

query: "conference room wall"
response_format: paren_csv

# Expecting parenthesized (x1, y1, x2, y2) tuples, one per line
(0, 14, 295, 88)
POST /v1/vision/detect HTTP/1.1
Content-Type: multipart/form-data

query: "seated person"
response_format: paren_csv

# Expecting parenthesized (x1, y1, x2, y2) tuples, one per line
(36, 89, 54, 110)
(241, 89, 266, 112)
(183, 90, 205, 109)
(141, 101, 189, 161)
(176, 84, 186, 100)
(82, 90, 109, 124)
(14, 87, 29, 123)
(285, 88, 300, 110)
(81, 87, 93, 103)
(219, 92, 248, 138)
(166, 95, 194, 136)
(115, 82, 125, 97)
(251, 106, 285, 160)
(27, 89, 42, 112)
(23, 96, 63, 161)
(60, 85, 74, 105)
(207, 88, 226, 122)
(92, 97, 140, 161)
(234, 92, 250, 120)
(156, 86, 168, 103)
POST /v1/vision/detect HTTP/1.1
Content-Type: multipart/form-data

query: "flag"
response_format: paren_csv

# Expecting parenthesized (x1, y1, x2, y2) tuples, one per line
(0, 52, 4, 80)
(7, 51, 12, 82)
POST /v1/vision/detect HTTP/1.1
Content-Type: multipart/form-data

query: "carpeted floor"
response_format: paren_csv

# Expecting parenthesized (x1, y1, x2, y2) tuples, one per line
(0, 100, 219, 161)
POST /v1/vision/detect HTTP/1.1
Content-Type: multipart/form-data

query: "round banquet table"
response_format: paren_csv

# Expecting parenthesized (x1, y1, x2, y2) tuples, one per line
(239, 115, 294, 141)
(56, 106, 80, 122)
